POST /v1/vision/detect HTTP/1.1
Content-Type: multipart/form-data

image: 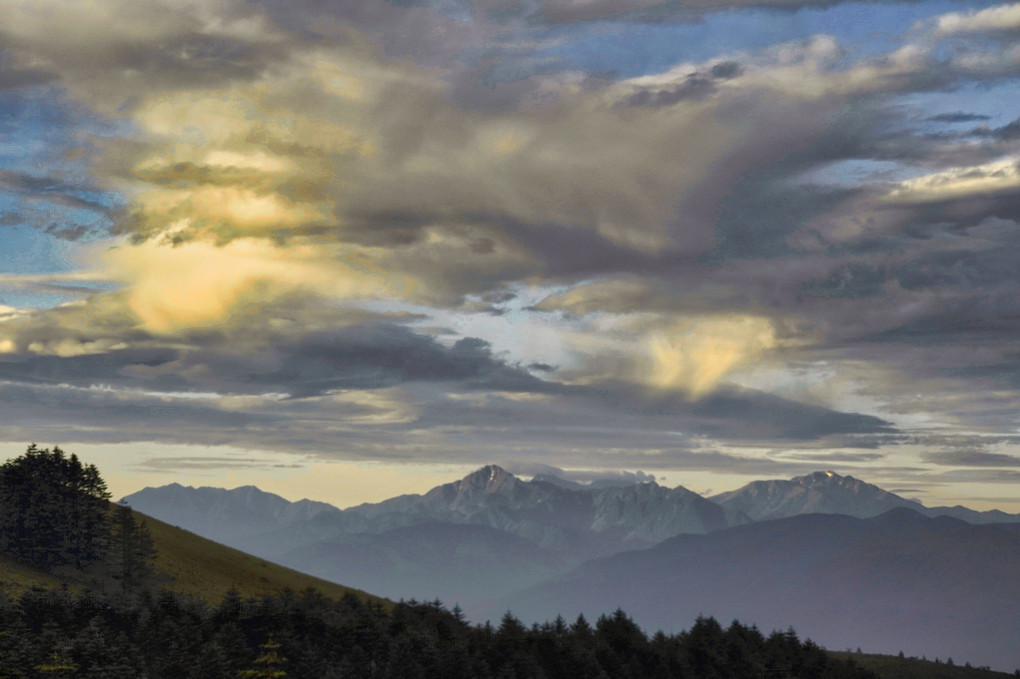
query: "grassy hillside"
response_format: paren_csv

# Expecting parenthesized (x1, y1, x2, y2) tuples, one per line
(0, 550, 67, 593)
(833, 653, 1017, 679)
(1, 509, 390, 609)
(141, 512, 390, 606)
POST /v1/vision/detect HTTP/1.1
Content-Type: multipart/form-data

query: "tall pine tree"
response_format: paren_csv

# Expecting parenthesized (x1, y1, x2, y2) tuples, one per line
(108, 502, 158, 590)
(0, 445, 111, 570)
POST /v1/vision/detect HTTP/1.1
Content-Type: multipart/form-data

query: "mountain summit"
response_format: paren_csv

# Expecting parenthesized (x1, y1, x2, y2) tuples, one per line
(709, 471, 922, 521)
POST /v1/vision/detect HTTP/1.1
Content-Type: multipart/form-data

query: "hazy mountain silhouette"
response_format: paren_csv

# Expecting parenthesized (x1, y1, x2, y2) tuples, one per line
(125, 466, 748, 558)
(496, 508, 1020, 671)
(711, 471, 1019, 524)
(122, 482, 343, 550)
(277, 521, 569, 604)
(123, 466, 1020, 659)
(123, 466, 749, 606)
(345, 465, 748, 557)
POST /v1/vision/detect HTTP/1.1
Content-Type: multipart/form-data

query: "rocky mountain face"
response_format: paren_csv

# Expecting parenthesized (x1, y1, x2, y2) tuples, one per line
(122, 467, 1019, 632)
(343, 465, 747, 556)
(496, 509, 1020, 672)
(709, 471, 922, 521)
(711, 471, 1018, 524)
(123, 466, 749, 605)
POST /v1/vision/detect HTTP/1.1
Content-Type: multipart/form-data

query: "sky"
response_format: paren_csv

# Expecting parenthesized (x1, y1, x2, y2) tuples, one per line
(2, 0, 1020, 511)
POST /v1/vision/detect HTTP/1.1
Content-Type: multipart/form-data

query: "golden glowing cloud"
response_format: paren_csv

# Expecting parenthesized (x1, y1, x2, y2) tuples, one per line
(564, 313, 783, 397)
(885, 158, 1020, 204)
(644, 315, 779, 397)
(101, 238, 414, 334)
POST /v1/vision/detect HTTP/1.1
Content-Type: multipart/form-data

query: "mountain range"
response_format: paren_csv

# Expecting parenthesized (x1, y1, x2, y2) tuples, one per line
(123, 467, 1020, 670)
(500, 508, 1020, 672)
(124, 465, 750, 602)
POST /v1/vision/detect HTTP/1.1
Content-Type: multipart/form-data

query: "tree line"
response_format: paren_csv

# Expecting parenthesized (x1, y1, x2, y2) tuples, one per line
(0, 585, 879, 679)
(0, 444, 157, 590)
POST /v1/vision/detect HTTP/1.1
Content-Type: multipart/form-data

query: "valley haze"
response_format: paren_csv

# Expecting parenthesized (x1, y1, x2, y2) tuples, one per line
(124, 466, 1020, 672)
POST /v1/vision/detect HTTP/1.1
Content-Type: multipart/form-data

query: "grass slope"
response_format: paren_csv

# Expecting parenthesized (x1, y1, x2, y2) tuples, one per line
(0, 550, 66, 594)
(833, 653, 1017, 679)
(0, 510, 389, 609)
(142, 512, 390, 606)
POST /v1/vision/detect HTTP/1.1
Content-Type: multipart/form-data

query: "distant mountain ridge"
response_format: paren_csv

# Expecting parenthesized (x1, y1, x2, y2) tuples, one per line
(345, 465, 748, 555)
(710, 471, 923, 521)
(123, 465, 752, 605)
(496, 508, 1020, 672)
(122, 467, 1020, 615)
(712, 471, 1016, 524)
(121, 482, 343, 547)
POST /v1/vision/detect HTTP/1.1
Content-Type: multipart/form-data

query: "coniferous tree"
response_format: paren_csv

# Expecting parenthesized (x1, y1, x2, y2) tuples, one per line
(108, 502, 158, 590)
(0, 445, 111, 570)
(239, 636, 288, 678)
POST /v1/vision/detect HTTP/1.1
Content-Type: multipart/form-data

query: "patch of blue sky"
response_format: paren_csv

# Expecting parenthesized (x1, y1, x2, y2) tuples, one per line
(0, 90, 72, 164)
(0, 217, 74, 276)
(0, 219, 86, 308)
(1, 85, 126, 252)
(536, 1, 1004, 79)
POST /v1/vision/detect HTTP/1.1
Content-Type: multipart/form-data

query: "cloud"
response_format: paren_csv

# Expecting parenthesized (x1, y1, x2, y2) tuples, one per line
(884, 157, 1020, 205)
(499, 461, 660, 484)
(547, 312, 789, 397)
(0, 305, 545, 397)
(933, 3, 1020, 36)
(498, 0, 896, 25)
(935, 468, 1020, 483)
(532, 278, 667, 315)
(927, 112, 993, 123)
(923, 450, 1020, 467)
(0, 361, 895, 471)
(779, 451, 886, 462)
(0, 0, 290, 115)
(101, 238, 414, 334)
(0, 63, 57, 91)
(131, 455, 304, 472)
(643, 316, 781, 395)
(973, 117, 1020, 140)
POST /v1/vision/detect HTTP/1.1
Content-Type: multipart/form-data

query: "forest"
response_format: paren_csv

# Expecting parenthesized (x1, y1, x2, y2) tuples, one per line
(0, 445, 878, 678)
(0, 586, 878, 679)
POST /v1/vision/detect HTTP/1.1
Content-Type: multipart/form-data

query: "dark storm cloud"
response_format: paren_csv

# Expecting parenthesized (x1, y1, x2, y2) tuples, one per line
(936, 469, 1020, 484)
(525, 0, 887, 24)
(973, 117, 1020, 140)
(0, 358, 901, 464)
(0, 64, 57, 91)
(254, 0, 872, 32)
(405, 379, 894, 448)
(0, 348, 180, 388)
(688, 387, 895, 440)
(0, 380, 263, 445)
(924, 450, 1020, 467)
(0, 321, 543, 398)
(928, 112, 993, 123)
(131, 456, 304, 472)
(779, 451, 886, 462)
(186, 327, 544, 397)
